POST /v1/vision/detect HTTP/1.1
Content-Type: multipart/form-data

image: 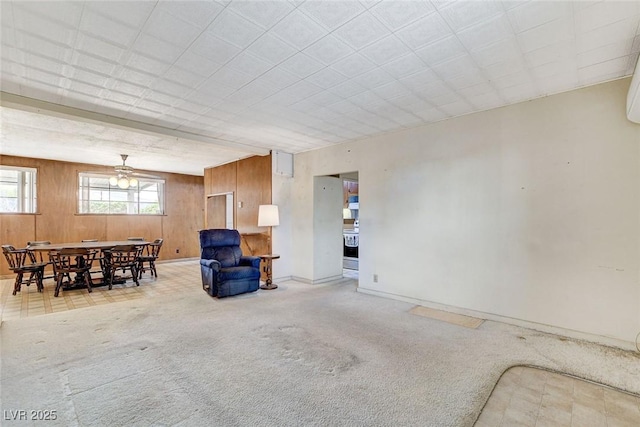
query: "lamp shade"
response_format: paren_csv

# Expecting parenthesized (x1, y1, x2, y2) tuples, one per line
(117, 177, 130, 189)
(258, 204, 279, 227)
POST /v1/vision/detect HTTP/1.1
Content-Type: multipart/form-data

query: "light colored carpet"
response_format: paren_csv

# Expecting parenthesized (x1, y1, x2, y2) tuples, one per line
(1, 260, 639, 426)
(409, 305, 484, 329)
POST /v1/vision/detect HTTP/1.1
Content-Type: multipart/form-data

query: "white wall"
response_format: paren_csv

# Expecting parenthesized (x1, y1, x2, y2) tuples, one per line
(271, 172, 293, 281)
(292, 78, 640, 345)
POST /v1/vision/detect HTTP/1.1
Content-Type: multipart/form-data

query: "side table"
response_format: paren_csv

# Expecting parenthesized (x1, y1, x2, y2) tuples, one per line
(259, 254, 280, 290)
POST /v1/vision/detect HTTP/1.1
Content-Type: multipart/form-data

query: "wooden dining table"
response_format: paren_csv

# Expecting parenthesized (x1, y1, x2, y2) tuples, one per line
(27, 240, 149, 289)
(26, 240, 149, 251)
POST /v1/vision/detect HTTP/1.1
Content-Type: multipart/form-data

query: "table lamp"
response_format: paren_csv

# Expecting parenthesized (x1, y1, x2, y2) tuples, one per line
(258, 204, 279, 228)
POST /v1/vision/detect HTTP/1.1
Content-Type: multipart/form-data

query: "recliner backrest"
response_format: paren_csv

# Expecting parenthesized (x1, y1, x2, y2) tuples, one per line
(199, 229, 243, 268)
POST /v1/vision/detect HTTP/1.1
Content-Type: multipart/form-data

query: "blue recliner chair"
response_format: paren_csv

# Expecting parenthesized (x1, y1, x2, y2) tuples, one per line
(199, 229, 261, 298)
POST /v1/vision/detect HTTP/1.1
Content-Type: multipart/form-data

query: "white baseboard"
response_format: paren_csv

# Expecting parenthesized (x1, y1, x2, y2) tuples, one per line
(357, 287, 636, 352)
(273, 275, 292, 283)
(292, 274, 347, 285)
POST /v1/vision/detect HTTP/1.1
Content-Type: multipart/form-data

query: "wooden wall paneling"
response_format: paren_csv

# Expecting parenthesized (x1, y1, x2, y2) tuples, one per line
(164, 174, 204, 216)
(205, 161, 236, 195)
(0, 215, 36, 247)
(162, 212, 201, 260)
(237, 154, 271, 280)
(34, 161, 79, 244)
(1, 155, 205, 266)
(163, 173, 204, 260)
(236, 155, 271, 234)
(204, 168, 212, 194)
(106, 215, 163, 242)
(71, 215, 108, 242)
(0, 215, 36, 275)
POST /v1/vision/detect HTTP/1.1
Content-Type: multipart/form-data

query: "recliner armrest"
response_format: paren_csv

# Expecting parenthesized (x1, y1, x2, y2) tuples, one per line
(200, 259, 221, 270)
(239, 256, 260, 269)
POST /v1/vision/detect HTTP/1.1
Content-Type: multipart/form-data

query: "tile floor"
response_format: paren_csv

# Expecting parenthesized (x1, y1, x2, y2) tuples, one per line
(475, 366, 640, 427)
(2, 263, 638, 427)
(0, 261, 191, 320)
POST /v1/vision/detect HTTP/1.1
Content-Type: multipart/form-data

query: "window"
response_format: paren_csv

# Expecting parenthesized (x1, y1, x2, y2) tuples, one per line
(78, 173, 165, 215)
(0, 166, 37, 213)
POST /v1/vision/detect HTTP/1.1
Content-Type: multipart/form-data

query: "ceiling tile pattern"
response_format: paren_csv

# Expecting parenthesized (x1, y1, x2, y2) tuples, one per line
(1, 0, 640, 175)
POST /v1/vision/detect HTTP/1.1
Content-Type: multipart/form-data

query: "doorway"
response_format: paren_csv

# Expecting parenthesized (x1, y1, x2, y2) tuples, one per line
(310, 172, 360, 284)
(206, 192, 234, 229)
(341, 172, 359, 281)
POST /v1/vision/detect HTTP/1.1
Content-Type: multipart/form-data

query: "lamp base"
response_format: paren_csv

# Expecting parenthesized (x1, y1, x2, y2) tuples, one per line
(260, 283, 278, 290)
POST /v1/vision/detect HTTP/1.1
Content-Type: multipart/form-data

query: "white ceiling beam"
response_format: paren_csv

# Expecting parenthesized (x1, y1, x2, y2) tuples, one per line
(0, 92, 270, 156)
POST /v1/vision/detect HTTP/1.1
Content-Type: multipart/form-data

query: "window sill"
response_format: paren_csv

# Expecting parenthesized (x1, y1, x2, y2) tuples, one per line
(0, 212, 40, 215)
(75, 213, 167, 216)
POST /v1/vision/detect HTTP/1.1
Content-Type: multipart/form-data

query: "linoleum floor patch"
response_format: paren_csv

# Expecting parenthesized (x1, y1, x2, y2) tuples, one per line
(409, 305, 484, 329)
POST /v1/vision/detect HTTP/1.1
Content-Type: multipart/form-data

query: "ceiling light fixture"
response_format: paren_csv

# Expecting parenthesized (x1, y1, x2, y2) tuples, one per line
(109, 154, 138, 189)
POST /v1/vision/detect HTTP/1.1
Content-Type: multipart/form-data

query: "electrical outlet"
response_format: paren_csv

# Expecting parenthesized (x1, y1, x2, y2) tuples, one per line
(176, 248, 180, 254)
(373, 274, 378, 283)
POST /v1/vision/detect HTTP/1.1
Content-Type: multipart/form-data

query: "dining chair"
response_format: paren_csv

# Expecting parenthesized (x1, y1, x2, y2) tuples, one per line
(105, 244, 141, 289)
(48, 248, 97, 297)
(138, 238, 163, 278)
(2, 245, 47, 295)
(26, 240, 55, 280)
(29, 241, 75, 284)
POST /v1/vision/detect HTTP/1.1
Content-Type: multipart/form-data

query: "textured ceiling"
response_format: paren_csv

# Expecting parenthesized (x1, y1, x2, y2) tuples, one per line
(1, 0, 640, 176)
